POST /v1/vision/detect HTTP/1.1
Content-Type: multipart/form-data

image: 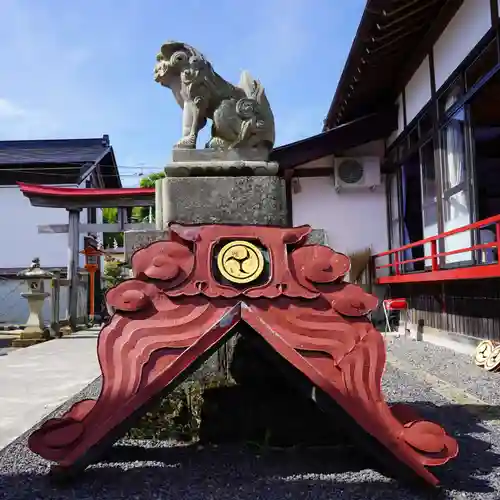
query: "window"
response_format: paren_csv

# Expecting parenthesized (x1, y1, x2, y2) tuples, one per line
(418, 109, 433, 139)
(466, 39, 498, 90)
(438, 76, 464, 118)
(401, 153, 424, 272)
(420, 139, 438, 268)
(388, 172, 402, 251)
(440, 107, 472, 264)
(469, 72, 500, 264)
(420, 140, 438, 230)
(408, 126, 419, 150)
(441, 108, 467, 193)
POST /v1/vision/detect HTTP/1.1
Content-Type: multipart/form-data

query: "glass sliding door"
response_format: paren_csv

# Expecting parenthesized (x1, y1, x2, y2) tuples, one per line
(420, 139, 439, 266)
(440, 106, 473, 264)
(401, 154, 424, 272)
(388, 171, 402, 273)
(389, 172, 401, 245)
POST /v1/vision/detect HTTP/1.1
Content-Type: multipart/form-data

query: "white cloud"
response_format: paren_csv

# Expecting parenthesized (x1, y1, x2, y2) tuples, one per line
(0, 98, 61, 139)
(0, 99, 25, 119)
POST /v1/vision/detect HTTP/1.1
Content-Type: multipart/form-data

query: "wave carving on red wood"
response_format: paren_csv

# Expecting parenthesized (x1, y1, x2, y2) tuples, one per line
(27, 223, 458, 486)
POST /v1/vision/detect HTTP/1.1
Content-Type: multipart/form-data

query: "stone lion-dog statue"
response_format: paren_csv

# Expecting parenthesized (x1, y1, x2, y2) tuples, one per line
(154, 41, 275, 151)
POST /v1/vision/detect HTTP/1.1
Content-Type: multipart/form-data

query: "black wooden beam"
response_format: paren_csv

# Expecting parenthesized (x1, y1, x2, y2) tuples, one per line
(273, 107, 397, 174)
(292, 167, 334, 178)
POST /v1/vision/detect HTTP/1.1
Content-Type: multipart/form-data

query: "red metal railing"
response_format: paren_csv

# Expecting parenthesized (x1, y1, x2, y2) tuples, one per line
(373, 214, 500, 284)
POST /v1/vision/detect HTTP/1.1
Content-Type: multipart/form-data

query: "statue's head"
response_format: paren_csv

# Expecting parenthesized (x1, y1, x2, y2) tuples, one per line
(154, 41, 206, 87)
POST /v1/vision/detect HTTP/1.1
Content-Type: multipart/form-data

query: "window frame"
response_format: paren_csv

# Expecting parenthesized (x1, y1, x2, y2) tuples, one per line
(383, 29, 500, 269)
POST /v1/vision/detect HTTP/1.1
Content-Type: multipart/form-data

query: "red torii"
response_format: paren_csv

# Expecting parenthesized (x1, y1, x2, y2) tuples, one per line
(18, 182, 156, 328)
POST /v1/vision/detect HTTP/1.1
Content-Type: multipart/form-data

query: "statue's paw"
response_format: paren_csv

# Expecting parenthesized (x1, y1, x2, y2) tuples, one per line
(206, 137, 229, 150)
(174, 135, 196, 149)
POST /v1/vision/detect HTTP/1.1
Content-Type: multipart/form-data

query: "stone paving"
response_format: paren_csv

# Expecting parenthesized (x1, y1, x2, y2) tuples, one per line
(0, 329, 100, 450)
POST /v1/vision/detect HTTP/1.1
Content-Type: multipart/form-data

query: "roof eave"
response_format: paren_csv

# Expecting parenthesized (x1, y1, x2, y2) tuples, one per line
(273, 106, 397, 173)
(323, 1, 378, 131)
(324, 0, 463, 129)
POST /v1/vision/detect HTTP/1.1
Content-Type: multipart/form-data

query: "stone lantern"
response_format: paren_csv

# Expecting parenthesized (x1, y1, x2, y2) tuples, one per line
(14, 258, 54, 347)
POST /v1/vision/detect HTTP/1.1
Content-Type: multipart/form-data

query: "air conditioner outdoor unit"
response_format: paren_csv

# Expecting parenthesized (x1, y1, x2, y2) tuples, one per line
(333, 156, 381, 191)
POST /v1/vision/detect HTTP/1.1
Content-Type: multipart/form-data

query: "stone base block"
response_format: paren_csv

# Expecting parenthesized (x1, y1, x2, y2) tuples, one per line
(172, 148, 269, 163)
(168, 149, 277, 177)
(124, 229, 169, 262)
(60, 326, 73, 336)
(22, 327, 46, 338)
(12, 338, 47, 348)
(156, 176, 287, 228)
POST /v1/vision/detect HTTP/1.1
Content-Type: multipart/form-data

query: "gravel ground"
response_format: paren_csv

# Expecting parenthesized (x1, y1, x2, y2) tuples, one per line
(0, 338, 499, 499)
(387, 336, 500, 405)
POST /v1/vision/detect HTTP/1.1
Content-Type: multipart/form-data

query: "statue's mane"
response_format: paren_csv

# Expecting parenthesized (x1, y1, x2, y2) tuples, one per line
(158, 41, 206, 62)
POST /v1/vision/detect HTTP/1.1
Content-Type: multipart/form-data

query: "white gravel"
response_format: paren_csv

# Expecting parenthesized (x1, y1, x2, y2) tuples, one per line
(0, 337, 499, 499)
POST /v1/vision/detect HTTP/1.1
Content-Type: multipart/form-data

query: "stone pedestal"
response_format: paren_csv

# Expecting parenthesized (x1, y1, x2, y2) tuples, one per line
(124, 152, 328, 261)
(12, 292, 49, 347)
(154, 149, 285, 230)
(155, 175, 287, 229)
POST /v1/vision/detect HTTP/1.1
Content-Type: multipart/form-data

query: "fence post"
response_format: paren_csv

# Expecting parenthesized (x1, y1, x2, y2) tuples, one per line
(367, 255, 375, 294)
(416, 319, 424, 342)
(394, 252, 400, 275)
(50, 271, 61, 338)
(496, 222, 500, 266)
(430, 240, 439, 271)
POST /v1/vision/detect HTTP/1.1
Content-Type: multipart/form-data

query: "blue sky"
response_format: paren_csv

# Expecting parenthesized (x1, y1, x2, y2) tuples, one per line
(0, 0, 365, 186)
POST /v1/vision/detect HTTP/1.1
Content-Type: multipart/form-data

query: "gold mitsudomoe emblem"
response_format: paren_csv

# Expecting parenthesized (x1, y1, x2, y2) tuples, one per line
(216, 240, 265, 284)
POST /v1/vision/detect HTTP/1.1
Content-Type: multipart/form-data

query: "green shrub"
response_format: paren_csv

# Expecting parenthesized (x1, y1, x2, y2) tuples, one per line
(127, 372, 233, 441)
(103, 258, 129, 289)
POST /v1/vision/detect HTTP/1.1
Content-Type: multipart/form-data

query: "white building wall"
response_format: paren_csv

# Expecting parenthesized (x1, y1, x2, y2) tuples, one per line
(393, 0, 492, 130)
(405, 56, 431, 123)
(291, 177, 388, 259)
(433, 0, 492, 89)
(0, 185, 87, 269)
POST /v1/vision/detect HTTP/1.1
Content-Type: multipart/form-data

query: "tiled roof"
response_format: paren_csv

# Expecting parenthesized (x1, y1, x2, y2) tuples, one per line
(0, 136, 111, 166)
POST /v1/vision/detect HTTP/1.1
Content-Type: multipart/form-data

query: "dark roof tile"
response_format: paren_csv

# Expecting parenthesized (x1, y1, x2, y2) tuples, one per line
(0, 137, 110, 166)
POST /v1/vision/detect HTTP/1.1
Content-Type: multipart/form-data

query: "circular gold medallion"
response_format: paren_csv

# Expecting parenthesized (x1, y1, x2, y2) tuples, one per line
(217, 240, 265, 284)
(475, 340, 494, 367)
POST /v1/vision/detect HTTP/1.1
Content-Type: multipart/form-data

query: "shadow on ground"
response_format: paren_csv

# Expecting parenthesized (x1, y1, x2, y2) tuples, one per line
(1, 401, 500, 499)
(403, 401, 500, 495)
(0, 443, 440, 500)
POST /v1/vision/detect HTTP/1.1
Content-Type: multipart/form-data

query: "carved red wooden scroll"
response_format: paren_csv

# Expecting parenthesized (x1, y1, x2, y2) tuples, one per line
(28, 224, 458, 486)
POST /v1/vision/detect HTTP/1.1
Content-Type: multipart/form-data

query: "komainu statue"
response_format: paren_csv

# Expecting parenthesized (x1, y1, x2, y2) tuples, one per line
(154, 41, 275, 151)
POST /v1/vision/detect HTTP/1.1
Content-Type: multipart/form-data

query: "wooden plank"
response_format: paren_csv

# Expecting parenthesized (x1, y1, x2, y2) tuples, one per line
(38, 224, 69, 234)
(38, 223, 157, 234)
